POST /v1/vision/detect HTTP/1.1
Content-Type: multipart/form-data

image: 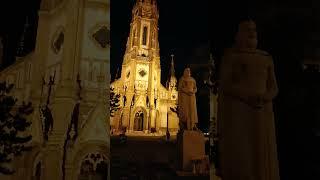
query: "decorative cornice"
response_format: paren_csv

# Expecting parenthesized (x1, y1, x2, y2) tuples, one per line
(84, 0, 109, 10)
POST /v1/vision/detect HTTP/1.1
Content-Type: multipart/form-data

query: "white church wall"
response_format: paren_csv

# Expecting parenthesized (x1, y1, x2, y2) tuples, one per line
(81, 5, 110, 60)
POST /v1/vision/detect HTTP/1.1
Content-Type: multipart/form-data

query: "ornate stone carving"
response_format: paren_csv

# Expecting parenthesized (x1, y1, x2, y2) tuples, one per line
(81, 153, 108, 171)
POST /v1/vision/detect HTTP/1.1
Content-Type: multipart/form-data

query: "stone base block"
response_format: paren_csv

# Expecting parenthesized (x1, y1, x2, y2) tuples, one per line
(177, 130, 206, 172)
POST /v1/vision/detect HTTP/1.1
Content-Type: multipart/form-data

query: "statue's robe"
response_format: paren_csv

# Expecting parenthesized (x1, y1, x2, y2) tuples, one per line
(218, 48, 280, 180)
(178, 76, 198, 130)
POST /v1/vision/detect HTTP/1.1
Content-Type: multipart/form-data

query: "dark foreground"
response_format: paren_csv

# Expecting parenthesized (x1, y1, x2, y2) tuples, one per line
(111, 136, 209, 180)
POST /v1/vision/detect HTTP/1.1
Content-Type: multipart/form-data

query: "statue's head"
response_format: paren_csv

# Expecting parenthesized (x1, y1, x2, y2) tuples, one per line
(234, 20, 258, 50)
(183, 68, 191, 78)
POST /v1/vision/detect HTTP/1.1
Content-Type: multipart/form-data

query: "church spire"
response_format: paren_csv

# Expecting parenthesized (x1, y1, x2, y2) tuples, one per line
(16, 16, 29, 57)
(115, 67, 120, 80)
(166, 54, 177, 90)
(170, 54, 175, 77)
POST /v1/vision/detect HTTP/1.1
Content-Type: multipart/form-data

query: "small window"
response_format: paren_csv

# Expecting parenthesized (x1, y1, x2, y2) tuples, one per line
(142, 26, 148, 45)
(92, 26, 110, 49)
(52, 30, 64, 54)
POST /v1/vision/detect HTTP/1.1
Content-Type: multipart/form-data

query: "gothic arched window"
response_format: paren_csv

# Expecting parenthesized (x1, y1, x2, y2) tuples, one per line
(142, 26, 148, 46)
(78, 153, 109, 180)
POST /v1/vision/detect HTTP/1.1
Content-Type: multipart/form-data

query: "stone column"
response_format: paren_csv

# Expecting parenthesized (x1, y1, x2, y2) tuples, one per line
(42, 133, 64, 180)
(121, 107, 130, 129)
(64, 156, 74, 180)
(41, 88, 76, 179)
(60, 0, 83, 88)
(30, 12, 50, 99)
(149, 106, 155, 130)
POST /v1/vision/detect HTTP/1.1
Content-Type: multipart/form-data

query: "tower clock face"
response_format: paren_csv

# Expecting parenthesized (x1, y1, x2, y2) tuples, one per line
(136, 64, 149, 81)
(139, 69, 147, 77)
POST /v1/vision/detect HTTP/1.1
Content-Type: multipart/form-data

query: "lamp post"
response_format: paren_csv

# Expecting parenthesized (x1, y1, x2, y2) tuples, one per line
(166, 110, 170, 141)
(120, 85, 127, 130)
(154, 88, 158, 130)
(203, 56, 220, 175)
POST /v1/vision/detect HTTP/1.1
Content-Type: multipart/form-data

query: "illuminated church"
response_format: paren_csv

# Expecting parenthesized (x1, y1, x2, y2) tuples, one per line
(111, 0, 179, 135)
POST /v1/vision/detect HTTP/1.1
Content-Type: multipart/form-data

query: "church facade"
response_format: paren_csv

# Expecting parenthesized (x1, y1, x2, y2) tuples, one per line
(0, 0, 110, 179)
(110, 0, 179, 135)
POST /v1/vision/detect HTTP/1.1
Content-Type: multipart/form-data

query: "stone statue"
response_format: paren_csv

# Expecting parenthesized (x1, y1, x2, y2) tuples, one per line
(178, 68, 198, 130)
(218, 20, 280, 180)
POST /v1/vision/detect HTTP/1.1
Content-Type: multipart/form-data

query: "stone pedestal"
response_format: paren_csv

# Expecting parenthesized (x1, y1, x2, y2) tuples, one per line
(177, 130, 205, 172)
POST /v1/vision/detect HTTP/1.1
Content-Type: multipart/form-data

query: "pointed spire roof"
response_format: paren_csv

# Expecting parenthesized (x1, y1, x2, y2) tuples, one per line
(166, 54, 177, 89)
(115, 67, 120, 80)
(170, 54, 175, 77)
(16, 16, 29, 57)
(209, 53, 215, 67)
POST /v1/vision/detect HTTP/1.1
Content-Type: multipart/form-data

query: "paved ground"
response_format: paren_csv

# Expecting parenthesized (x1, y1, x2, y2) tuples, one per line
(111, 135, 210, 180)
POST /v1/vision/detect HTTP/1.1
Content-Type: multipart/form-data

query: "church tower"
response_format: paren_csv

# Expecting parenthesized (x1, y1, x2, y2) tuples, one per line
(124, 0, 159, 61)
(111, 0, 179, 134)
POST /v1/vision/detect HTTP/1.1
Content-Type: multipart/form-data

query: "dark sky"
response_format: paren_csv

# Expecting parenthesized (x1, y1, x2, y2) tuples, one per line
(0, 0, 40, 68)
(111, 0, 320, 82)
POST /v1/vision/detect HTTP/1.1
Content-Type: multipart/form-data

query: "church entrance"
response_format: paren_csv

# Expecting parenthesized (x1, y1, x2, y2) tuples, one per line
(134, 110, 144, 131)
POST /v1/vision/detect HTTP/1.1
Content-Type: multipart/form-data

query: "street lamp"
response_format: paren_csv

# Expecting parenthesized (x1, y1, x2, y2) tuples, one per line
(166, 110, 170, 141)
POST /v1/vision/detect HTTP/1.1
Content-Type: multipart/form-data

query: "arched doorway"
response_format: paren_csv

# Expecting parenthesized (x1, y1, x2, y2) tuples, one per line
(78, 153, 108, 180)
(134, 110, 144, 131)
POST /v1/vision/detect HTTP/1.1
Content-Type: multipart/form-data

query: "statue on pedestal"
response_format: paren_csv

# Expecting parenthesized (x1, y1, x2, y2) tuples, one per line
(178, 68, 198, 131)
(176, 68, 209, 174)
(218, 20, 280, 180)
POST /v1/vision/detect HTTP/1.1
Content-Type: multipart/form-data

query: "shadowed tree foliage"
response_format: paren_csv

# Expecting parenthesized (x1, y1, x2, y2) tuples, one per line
(0, 82, 33, 174)
(110, 87, 120, 117)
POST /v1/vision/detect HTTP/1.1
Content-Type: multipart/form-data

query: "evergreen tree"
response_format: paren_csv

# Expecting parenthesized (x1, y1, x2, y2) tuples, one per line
(110, 87, 120, 117)
(0, 82, 33, 174)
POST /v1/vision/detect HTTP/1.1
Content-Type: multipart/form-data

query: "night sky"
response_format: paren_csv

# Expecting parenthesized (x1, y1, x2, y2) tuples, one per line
(0, 0, 40, 68)
(1, 0, 320, 179)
